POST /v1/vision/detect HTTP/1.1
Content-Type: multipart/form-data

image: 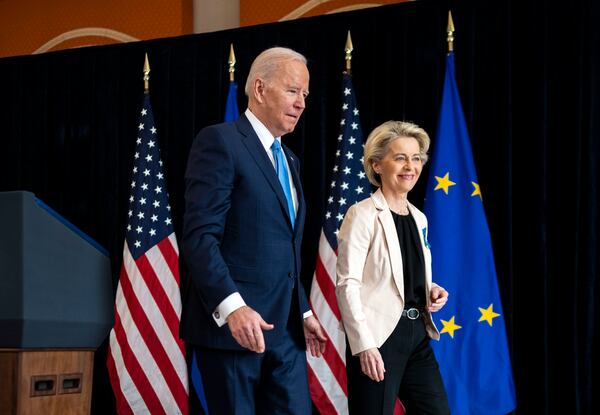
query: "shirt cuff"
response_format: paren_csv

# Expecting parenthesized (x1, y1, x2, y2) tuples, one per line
(303, 310, 313, 319)
(213, 292, 246, 327)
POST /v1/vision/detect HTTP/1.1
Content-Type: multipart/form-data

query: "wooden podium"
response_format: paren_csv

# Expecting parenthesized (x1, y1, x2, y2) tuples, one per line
(0, 349, 94, 415)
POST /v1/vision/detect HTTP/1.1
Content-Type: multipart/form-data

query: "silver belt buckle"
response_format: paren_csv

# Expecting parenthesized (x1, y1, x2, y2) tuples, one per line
(405, 307, 420, 320)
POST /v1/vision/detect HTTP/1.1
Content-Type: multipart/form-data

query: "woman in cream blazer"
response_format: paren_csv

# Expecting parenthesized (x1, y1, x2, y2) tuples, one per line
(336, 121, 450, 414)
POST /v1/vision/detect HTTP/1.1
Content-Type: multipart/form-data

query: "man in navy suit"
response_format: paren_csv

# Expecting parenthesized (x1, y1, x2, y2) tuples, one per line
(181, 47, 326, 414)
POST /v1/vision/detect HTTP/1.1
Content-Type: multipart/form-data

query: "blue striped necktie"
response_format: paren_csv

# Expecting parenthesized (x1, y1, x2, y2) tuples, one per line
(271, 140, 295, 228)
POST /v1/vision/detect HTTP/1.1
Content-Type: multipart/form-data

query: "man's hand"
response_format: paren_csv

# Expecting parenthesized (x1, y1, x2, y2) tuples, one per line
(359, 348, 385, 382)
(428, 284, 449, 312)
(226, 306, 274, 353)
(303, 315, 327, 357)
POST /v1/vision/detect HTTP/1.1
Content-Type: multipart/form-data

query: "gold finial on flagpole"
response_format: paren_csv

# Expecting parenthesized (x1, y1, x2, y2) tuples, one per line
(143, 53, 150, 92)
(228, 43, 236, 82)
(447, 11, 455, 53)
(345, 31, 353, 74)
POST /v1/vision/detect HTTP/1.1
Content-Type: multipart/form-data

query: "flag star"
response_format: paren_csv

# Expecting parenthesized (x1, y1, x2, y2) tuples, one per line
(140, 197, 147, 205)
(166, 205, 171, 211)
(339, 197, 347, 206)
(151, 127, 157, 134)
(127, 224, 131, 231)
(328, 196, 334, 204)
(141, 183, 149, 191)
(136, 226, 143, 234)
(351, 122, 358, 130)
(134, 240, 141, 248)
(333, 165, 338, 172)
(336, 213, 344, 221)
(133, 167, 138, 173)
(129, 195, 134, 202)
(360, 156, 364, 163)
(338, 134, 343, 141)
(131, 181, 136, 188)
(138, 123, 144, 130)
(141, 109, 147, 116)
(336, 150, 341, 157)
(349, 137, 356, 144)
(148, 140, 155, 148)
(343, 167, 351, 175)
(134, 152, 139, 159)
(153, 200, 160, 208)
(136, 137, 142, 145)
(334, 229, 340, 237)
(434, 172, 457, 194)
(440, 316, 462, 338)
(353, 108, 359, 116)
(145, 154, 153, 162)
(358, 171, 366, 179)
(355, 186, 364, 194)
(143, 169, 151, 176)
(157, 172, 164, 180)
(340, 119, 346, 126)
(471, 182, 482, 199)
(478, 304, 501, 326)
(159, 160, 163, 166)
(151, 214, 158, 222)
(346, 151, 354, 159)
(137, 212, 145, 220)
(342, 103, 349, 110)
(344, 88, 351, 96)
(341, 182, 349, 190)
(325, 211, 331, 219)
(165, 218, 172, 225)
(128, 210, 133, 217)
(149, 229, 156, 236)
(331, 181, 336, 188)
(154, 186, 162, 194)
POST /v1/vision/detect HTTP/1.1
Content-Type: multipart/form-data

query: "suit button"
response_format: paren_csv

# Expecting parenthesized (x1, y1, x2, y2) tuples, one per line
(214, 311, 220, 319)
(288, 272, 295, 279)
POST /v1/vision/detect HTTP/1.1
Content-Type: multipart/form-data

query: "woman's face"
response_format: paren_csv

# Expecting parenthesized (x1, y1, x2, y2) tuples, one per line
(373, 136, 423, 196)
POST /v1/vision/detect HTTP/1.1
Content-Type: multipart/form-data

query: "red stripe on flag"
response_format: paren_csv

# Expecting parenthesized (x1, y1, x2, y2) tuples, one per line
(314, 254, 341, 320)
(135, 251, 186, 355)
(308, 363, 340, 415)
(112, 300, 165, 414)
(157, 237, 181, 284)
(312, 313, 347, 394)
(107, 340, 135, 415)
(119, 257, 188, 414)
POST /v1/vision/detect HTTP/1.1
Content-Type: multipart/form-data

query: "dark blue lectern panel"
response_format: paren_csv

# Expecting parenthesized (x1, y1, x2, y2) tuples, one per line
(0, 191, 113, 348)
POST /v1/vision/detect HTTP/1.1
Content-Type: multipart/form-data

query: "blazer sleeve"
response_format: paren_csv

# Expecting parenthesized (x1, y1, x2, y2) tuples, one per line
(182, 125, 239, 314)
(335, 204, 377, 354)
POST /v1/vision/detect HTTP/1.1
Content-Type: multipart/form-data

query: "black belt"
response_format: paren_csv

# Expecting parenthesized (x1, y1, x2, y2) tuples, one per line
(401, 307, 421, 320)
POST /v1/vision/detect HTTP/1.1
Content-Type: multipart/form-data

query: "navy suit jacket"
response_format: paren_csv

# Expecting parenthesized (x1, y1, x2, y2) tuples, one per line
(180, 114, 310, 350)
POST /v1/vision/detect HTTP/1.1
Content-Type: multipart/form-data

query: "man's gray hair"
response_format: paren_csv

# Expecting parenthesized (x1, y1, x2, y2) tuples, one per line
(244, 47, 307, 96)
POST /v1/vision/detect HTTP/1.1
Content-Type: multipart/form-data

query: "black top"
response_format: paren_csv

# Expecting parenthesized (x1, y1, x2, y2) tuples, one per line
(391, 210, 426, 309)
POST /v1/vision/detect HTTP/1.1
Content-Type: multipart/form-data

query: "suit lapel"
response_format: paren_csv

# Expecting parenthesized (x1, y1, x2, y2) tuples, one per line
(372, 190, 405, 299)
(236, 115, 294, 228)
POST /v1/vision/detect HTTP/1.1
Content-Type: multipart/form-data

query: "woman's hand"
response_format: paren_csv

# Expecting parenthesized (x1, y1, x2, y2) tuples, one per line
(428, 284, 449, 312)
(359, 348, 385, 382)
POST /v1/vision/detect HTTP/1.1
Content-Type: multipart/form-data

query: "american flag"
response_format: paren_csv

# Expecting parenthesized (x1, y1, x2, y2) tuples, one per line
(307, 72, 370, 414)
(107, 93, 189, 415)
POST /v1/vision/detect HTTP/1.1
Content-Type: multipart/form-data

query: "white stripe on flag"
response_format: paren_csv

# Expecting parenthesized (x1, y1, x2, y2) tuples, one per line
(308, 353, 348, 414)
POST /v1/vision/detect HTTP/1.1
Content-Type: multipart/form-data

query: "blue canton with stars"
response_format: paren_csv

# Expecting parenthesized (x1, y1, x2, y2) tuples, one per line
(323, 72, 371, 250)
(126, 93, 174, 259)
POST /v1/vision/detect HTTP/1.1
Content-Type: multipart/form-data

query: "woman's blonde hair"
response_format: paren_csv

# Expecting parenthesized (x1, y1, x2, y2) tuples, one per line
(363, 120, 430, 187)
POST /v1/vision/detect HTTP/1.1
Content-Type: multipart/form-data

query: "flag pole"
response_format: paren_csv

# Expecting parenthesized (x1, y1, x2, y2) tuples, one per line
(447, 11, 455, 53)
(345, 30, 353, 75)
(228, 43, 236, 82)
(143, 53, 150, 92)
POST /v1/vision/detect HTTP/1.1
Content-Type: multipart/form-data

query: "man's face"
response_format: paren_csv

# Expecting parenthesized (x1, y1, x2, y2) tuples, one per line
(256, 60, 309, 138)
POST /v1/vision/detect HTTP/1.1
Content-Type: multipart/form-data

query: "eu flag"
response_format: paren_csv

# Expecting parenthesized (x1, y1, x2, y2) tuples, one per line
(424, 52, 516, 414)
(190, 80, 239, 415)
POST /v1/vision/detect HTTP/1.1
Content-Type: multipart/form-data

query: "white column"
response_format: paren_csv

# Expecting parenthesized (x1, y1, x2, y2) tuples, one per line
(193, 0, 240, 33)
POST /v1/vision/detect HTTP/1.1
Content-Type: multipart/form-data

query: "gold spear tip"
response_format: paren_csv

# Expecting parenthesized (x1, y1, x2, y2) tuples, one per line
(143, 53, 150, 92)
(228, 43, 236, 82)
(345, 30, 353, 74)
(447, 11, 455, 53)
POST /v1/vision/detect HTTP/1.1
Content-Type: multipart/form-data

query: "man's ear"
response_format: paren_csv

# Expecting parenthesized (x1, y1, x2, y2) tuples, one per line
(253, 78, 265, 104)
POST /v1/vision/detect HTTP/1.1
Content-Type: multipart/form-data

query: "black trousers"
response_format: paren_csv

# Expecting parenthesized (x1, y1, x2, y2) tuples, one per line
(346, 315, 450, 415)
